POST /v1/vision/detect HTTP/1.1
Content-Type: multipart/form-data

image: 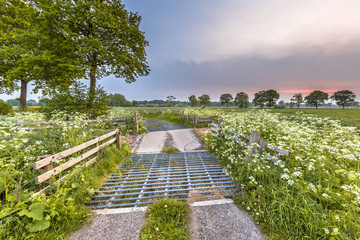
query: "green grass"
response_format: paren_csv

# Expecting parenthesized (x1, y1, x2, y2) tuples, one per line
(162, 147, 180, 154)
(141, 198, 191, 240)
(269, 108, 360, 129)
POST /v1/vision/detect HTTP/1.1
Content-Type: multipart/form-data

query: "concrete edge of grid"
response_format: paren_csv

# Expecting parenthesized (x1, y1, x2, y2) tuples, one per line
(92, 199, 234, 215)
(134, 150, 209, 155)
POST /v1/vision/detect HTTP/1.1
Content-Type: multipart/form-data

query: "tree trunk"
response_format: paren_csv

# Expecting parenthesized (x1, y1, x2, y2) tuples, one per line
(89, 52, 98, 106)
(343, 105, 345, 109)
(20, 80, 28, 109)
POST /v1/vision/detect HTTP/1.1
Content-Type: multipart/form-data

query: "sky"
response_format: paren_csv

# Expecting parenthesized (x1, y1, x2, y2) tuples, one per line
(1, 0, 360, 102)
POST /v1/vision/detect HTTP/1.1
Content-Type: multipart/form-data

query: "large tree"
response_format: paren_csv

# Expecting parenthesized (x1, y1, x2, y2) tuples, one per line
(253, 90, 267, 108)
(330, 90, 356, 109)
(264, 89, 280, 108)
(305, 90, 329, 109)
(219, 93, 233, 108)
(234, 92, 249, 108)
(198, 94, 211, 107)
(41, 0, 150, 105)
(0, 0, 80, 108)
(188, 95, 198, 107)
(291, 93, 304, 109)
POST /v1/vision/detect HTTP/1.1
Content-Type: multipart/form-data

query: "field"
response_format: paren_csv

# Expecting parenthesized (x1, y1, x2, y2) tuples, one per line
(1, 106, 359, 239)
(124, 106, 360, 129)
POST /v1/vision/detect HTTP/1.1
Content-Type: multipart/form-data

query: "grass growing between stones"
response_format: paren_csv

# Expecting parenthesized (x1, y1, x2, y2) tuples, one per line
(162, 147, 180, 154)
(141, 198, 191, 240)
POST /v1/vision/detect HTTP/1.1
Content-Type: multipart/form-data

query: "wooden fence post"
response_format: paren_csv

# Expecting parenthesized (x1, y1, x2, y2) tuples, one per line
(246, 132, 261, 160)
(217, 118, 223, 139)
(187, 113, 190, 122)
(116, 132, 122, 149)
(258, 138, 267, 155)
(134, 111, 139, 134)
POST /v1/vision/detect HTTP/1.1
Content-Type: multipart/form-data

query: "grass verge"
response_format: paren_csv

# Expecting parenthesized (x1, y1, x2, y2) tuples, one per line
(141, 198, 191, 240)
(162, 147, 180, 154)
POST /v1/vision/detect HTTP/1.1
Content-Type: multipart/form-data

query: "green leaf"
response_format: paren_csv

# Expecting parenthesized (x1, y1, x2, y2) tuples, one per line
(26, 218, 50, 232)
(0, 208, 20, 219)
(18, 203, 45, 220)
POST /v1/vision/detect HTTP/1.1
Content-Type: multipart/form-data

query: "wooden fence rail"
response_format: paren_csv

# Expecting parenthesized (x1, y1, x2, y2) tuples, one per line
(33, 129, 122, 195)
(181, 111, 217, 127)
(14, 112, 139, 131)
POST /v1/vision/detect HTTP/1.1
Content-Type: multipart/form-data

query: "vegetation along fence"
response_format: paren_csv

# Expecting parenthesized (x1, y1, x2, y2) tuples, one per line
(14, 112, 139, 132)
(182, 111, 218, 127)
(33, 129, 123, 196)
(212, 121, 290, 160)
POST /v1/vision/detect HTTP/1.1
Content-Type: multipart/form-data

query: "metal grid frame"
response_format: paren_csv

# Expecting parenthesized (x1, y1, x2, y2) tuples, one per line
(87, 152, 238, 209)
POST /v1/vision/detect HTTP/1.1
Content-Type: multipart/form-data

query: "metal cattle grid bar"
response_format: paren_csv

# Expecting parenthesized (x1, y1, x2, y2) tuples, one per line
(87, 151, 239, 209)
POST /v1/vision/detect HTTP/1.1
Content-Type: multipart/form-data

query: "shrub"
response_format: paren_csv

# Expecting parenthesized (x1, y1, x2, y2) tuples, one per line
(0, 100, 14, 115)
(43, 82, 109, 119)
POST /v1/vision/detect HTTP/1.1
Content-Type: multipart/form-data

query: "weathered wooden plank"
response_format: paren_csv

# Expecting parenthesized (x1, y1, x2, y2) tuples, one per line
(34, 156, 98, 196)
(134, 112, 139, 134)
(233, 130, 290, 156)
(197, 119, 213, 123)
(36, 138, 115, 184)
(34, 129, 118, 170)
(266, 144, 291, 156)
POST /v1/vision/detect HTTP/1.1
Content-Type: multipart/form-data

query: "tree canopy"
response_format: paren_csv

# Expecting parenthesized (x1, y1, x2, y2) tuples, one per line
(330, 90, 356, 109)
(291, 93, 304, 108)
(108, 93, 132, 107)
(40, 0, 150, 104)
(219, 94, 233, 108)
(1, 0, 150, 109)
(305, 90, 329, 109)
(234, 92, 249, 108)
(188, 95, 198, 107)
(253, 90, 267, 108)
(0, 0, 81, 108)
(264, 89, 280, 107)
(198, 94, 211, 107)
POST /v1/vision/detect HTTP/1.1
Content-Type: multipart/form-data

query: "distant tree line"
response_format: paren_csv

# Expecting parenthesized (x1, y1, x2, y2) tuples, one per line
(187, 89, 358, 109)
(2, 89, 358, 113)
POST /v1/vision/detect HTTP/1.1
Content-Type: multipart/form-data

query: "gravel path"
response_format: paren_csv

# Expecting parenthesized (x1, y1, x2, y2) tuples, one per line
(132, 129, 204, 153)
(70, 208, 146, 240)
(144, 119, 186, 132)
(190, 199, 264, 240)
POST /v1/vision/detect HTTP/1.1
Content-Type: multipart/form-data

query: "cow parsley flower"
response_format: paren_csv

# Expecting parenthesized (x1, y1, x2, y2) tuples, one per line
(281, 174, 289, 180)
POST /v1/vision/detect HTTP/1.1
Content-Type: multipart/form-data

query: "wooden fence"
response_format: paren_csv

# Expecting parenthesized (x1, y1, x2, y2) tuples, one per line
(33, 129, 123, 195)
(181, 111, 217, 127)
(14, 112, 139, 132)
(212, 121, 290, 160)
